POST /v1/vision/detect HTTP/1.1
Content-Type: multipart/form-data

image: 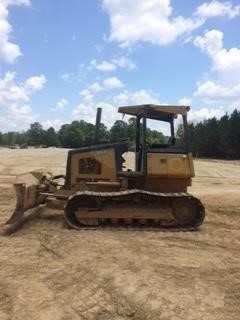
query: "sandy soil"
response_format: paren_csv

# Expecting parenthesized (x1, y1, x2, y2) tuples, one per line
(0, 148, 239, 320)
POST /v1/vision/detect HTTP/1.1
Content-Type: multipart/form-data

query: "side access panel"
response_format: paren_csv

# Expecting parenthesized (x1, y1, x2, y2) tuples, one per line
(147, 152, 195, 178)
(65, 142, 127, 188)
(71, 148, 116, 180)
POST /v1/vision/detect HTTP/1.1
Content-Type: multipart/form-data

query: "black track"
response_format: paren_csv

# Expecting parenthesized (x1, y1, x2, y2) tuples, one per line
(64, 189, 205, 231)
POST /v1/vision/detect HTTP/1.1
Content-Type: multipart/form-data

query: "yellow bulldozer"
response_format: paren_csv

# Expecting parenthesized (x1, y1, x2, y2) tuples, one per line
(4, 104, 205, 233)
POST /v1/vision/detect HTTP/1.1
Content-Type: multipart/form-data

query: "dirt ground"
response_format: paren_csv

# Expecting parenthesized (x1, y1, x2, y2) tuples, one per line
(0, 148, 239, 320)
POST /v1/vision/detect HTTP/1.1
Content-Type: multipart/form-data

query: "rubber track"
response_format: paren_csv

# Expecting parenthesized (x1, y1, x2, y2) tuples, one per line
(64, 189, 205, 231)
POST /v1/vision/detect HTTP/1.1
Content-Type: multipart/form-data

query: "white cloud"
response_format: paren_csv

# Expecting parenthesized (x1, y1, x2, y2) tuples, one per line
(89, 56, 136, 71)
(194, 29, 240, 79)
(193, 29, 240, 105)
(72, 89, 231, 130)
(103, 0, 240, 47)
(0, 73, 46, 107)
(103, 76, 124, 89)
(88, 82, 104, 93)
(102, 0, 203, 46)
(0, 71, 26, 103)
(89, 59, 116, 71)
(189, 107, 225, 123)
(113, 89, 160, 105)
(194, 29, 223, 56)
(7, 103, 32, 117)
(112, 89, 164, 129)
(79, 88, 94, 104)
(79, 77, 124, 100)
(60, 73, 72, 81)
(72, 102, 118, 127)
(0, 0, 30, 64)
(42, 119, 64, 130)
(196, 0, 240, 19)
(0, 72, 29, 103)
(0, 102, 36, 131)
(194, 81, 240, 102)
(0, 71, 46, 131)
(79, 89, 90, 97)
(25, 75, 46, 92)
(112, 56, 136, 70)
(72, 88, 161, 127)
(57, 98, 68, 109)
(215, 47, 240, 76)
(178, 97, 192, 106)
(72, 104, 98, 124)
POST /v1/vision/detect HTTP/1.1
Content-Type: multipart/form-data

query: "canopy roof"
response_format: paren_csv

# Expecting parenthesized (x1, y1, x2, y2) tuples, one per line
(118, 104, 190, 121)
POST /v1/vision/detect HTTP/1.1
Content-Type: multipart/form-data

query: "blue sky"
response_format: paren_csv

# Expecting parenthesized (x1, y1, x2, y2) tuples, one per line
(0, 0, 240, 132)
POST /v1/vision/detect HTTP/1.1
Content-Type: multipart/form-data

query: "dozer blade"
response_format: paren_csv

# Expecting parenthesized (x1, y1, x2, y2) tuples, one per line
(5, 183, 26, 224)
(3, 171, 52, 235)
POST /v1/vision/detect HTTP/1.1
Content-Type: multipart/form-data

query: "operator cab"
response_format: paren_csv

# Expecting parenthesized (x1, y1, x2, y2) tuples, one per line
(118, 104, 191, 174)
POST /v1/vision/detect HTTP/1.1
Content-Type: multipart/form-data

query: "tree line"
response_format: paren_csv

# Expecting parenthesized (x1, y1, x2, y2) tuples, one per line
(0, 109, 239, 159)
(0, 118, 164, 150)
(187, 109, 240, 159)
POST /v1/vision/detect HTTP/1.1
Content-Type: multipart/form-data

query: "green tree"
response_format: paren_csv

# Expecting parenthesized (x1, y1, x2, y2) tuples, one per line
(127, 118, 136, 140)
(218, 114, 230, 158)
(205, 117, 220, 157)
(110, 120, 128, 141)
(44, 127, 60, 147)
(98, 123, 110, 142)
(146, 128, 164, 145)
(228, 109, 240, 158)
(78, 120, 95, 145)
(126, 117, 137, 149)
(1, 131, 19, 145)
(176, 123, 185, 147)
(27, 122, 45, 146)
(58, 121, 85, 148)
